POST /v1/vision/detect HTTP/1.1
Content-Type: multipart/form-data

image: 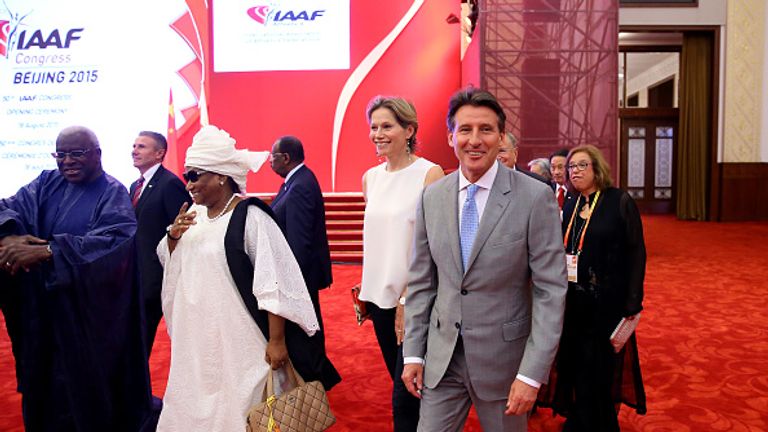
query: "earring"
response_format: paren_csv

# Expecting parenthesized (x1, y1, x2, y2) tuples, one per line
(219, 181, 224, 186)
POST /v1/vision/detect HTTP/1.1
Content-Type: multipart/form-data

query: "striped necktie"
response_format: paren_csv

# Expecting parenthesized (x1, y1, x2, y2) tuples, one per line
(132, 176, 144, 207)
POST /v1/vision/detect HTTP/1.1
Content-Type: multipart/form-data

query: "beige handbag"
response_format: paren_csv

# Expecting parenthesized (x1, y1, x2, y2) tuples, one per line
(246, 360, 336, 432)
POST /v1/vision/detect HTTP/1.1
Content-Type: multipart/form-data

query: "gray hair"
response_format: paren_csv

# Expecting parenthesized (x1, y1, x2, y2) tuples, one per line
(527, 158, 552, 182)
(505, 132, 518, 149)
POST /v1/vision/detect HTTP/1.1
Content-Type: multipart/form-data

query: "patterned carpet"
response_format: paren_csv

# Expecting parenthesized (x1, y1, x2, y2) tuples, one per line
(1, 215, 767, 431)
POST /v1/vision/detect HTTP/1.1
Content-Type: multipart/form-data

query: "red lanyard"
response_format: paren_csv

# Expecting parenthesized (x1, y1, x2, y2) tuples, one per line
(563, 191, 600, 255)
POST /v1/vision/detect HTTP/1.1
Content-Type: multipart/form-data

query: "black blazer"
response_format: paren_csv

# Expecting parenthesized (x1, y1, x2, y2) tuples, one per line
(130, 165, 191, 303)
(270, 165, 332, 292)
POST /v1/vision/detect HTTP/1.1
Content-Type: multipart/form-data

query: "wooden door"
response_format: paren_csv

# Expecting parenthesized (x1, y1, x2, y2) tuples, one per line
(619, 108, 678, 213)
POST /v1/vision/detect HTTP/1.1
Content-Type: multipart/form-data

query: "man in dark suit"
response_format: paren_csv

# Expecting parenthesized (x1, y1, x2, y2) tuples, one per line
(268, 135, 332, 330)
(549, 148, 574, 216)
(498, 132, 548, 184)
(130, 131, 191, 355)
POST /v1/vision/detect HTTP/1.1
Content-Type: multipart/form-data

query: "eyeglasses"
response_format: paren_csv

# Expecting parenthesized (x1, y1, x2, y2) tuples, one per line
(269, 152, 286, 161)
(51, 148, 96, 160)
(182, 169, 208, 183)
(567, 161, 592, 172)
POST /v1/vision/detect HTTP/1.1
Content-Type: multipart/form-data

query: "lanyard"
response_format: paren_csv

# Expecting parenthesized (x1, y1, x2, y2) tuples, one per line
(563, 190, 600, 255)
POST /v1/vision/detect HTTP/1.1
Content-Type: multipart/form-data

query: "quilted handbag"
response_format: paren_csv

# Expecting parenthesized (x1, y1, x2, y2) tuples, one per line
(246, 360, 336, 432)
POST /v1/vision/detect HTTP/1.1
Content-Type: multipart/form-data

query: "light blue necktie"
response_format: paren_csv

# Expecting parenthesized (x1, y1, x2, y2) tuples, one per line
(460, 184, 480, 272)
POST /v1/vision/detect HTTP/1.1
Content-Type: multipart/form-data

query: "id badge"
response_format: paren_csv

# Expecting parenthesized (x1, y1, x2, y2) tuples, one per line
(566, 254, 578, 283)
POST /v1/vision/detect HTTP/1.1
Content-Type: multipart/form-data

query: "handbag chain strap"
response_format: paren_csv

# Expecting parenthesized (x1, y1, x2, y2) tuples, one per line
(266, 395, 282, 432)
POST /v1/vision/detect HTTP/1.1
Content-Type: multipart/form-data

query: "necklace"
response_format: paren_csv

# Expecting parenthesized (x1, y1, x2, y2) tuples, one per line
(206, 193, 238, 222)
(386, 153, 415, 172)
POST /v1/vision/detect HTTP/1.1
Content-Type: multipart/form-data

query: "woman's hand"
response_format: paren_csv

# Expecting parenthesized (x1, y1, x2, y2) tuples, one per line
(265, 313, 288, 369)
(395, 300, 405, 345)
(265, 337, 289, 370)
(169, 202, 197, 240)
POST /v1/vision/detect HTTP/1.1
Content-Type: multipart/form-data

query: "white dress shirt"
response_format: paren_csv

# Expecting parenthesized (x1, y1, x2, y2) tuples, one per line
(136, 163, 161, 200)
(283, 162, 305, 184)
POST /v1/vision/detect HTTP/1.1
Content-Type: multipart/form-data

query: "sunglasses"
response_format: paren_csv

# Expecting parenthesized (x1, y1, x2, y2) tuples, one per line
(182, 169, 208, 183)
(51, 148, 96, 160)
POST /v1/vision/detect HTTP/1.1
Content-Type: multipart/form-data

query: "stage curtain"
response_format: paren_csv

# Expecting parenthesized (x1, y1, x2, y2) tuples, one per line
(677, 32, 713, 221)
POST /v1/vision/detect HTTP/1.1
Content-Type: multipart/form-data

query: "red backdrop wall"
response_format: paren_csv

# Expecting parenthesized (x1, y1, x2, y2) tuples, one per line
(175, 0, 462, 193)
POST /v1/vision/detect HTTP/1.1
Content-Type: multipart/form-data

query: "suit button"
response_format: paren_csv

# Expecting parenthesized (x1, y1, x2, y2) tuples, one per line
(460, 289, 468, 295)
(455, 322, 461, 329)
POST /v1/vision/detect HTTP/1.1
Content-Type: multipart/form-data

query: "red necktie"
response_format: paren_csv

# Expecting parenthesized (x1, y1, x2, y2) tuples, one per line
(132, 176, 144, 207)
(557, 187, 565, 210)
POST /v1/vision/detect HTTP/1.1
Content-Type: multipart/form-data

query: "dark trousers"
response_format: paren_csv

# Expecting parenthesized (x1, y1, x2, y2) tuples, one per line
(143, 298, 162, 357)
(561, 291, 620, 432)
(368, 302, 420, 432)
(309, 289, 325, 332)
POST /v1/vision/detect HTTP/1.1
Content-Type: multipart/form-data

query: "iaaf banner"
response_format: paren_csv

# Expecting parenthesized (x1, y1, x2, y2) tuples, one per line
(0, 0, 196, 198)
(213, 0, 350, 72)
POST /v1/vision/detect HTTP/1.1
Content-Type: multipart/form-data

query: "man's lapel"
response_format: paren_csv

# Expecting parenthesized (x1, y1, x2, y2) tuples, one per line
(135, 166, 163, 212)
(273, 165, 306, 207)
(272, 180, 290, 207)
(443, 172, 463, 275)
(465, 166, 512, 273)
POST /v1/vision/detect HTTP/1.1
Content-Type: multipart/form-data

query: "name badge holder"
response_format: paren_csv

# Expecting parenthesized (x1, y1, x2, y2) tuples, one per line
(563, 191, 600, 283)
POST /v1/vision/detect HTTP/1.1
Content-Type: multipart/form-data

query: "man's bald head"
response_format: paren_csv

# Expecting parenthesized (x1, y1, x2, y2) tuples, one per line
(55, 126, 103, 184)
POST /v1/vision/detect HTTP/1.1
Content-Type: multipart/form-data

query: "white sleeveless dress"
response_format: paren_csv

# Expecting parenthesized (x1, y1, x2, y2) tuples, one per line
(360, 157, 438, 308)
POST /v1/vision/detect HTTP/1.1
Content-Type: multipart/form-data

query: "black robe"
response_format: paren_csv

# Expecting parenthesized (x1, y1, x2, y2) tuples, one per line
(224, 198, 341, 390)
(0, 170, 155, 431)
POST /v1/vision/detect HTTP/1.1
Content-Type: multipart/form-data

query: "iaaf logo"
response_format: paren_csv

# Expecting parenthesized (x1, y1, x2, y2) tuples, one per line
(246, 4, 325, 25)
(0, 5, 30, 58)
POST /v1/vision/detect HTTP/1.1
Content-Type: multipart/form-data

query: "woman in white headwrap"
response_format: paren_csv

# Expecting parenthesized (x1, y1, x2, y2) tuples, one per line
(155, 125, 328, 431)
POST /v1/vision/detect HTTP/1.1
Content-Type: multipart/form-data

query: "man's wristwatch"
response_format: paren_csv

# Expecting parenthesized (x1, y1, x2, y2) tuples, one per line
(166, 224, 181, 241)
(398, 297, 406, 306)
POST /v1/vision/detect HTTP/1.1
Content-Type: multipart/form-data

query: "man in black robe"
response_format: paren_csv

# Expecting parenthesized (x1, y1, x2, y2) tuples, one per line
(0, 126, 155, 431)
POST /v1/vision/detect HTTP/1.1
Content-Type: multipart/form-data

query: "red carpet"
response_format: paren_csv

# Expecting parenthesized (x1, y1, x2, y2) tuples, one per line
(2, 215, 768, 431)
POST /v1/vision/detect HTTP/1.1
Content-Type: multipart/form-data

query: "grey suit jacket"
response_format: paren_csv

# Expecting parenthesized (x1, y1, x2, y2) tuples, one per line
(403, 163, 567, 400)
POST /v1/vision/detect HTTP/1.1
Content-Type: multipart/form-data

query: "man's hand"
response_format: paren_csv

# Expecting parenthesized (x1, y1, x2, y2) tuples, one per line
(504, 379, 538, 416)
(0, 235, 50, 275)
(402, 363, 424, 399)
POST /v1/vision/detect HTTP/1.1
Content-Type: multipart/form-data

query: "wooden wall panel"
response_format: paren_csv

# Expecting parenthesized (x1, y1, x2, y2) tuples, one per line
(718, 163, 768, 221)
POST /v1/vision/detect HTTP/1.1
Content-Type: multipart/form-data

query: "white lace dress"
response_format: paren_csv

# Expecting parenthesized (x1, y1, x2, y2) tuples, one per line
(156, 204, 319, 432)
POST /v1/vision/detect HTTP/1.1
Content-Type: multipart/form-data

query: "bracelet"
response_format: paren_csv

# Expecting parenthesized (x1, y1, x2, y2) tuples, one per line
(166, 224, 182, 241)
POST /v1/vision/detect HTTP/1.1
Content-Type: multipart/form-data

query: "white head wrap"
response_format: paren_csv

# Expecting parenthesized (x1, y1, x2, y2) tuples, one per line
(185, 125, 268, 193)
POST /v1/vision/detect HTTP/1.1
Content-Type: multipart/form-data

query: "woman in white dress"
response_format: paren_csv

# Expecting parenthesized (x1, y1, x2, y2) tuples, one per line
(156, 125, 321, 431)
(360, 96, 444, 431)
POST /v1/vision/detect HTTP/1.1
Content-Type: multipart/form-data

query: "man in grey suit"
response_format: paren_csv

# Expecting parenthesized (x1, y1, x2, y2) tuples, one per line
(401, 88, 567, 431)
